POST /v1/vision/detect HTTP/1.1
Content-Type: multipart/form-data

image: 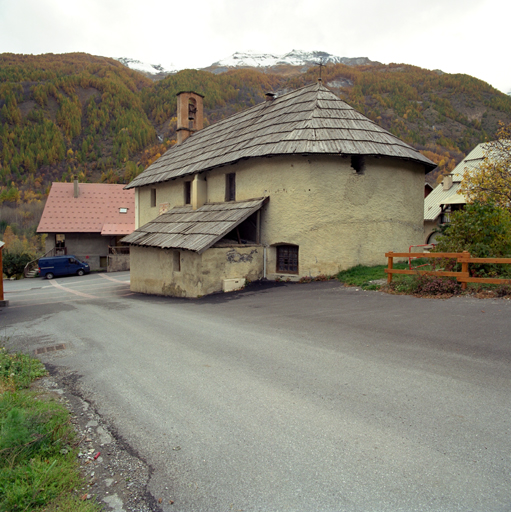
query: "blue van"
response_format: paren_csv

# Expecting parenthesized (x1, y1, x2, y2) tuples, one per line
(38, 255, 90, 279)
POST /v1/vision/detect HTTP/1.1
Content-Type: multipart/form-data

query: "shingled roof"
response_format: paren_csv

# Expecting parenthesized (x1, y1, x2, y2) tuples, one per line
(122, 198, 266, 253)
(37, 183, 135, 235)
(126, 82, 435, 190)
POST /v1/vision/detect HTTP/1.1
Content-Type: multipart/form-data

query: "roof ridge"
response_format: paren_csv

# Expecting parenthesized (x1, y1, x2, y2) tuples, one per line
(126, 82, 435, 189)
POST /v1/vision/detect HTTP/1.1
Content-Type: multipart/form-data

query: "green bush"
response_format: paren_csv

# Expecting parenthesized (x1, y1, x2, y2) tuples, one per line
(435, 202, 511, 257)
(2, 252, 33, 279)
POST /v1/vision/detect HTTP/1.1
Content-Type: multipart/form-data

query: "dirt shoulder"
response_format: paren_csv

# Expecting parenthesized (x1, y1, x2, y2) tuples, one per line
(34, 365, 162, 512)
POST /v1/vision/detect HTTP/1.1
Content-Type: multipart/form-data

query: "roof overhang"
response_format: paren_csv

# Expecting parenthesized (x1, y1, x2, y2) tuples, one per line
(441, 193, 467, 205)
(122, 197, 268, 254)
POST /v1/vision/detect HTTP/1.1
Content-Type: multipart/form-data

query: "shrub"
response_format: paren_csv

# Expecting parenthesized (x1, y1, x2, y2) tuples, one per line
(2, 252, 33, 278)
(414, 275, 462, 296)
(434, 201, 511, 258)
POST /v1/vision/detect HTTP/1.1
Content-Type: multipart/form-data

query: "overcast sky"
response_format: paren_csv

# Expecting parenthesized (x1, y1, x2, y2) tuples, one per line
(1, 0, 509, 94)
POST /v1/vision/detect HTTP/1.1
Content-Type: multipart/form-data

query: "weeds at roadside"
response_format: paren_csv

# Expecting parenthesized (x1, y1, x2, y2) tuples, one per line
(0, 347, 101, 512)
(337, 262, 511, 299)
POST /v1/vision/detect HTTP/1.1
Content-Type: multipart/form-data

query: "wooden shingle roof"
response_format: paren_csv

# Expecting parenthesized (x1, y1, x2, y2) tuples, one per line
(126, 82, 435, 190)
(121, 198, 266, 253)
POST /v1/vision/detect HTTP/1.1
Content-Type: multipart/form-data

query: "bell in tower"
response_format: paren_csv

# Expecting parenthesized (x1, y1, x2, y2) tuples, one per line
(176, 91, 204, 144)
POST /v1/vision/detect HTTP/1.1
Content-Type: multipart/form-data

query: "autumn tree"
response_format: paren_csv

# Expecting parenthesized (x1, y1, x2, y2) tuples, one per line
(435, 201, 511, 257)
(460, 122, 511, 208)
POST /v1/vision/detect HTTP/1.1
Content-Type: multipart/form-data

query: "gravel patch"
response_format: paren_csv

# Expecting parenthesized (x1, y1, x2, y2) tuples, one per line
(33, 366, 161, 512)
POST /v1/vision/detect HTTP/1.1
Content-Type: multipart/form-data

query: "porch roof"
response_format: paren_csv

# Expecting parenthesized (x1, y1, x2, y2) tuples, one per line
(121, 198, 267, 254)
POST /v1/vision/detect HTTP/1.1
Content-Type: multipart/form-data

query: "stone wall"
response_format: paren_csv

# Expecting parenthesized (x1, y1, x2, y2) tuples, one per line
(107, 254, 130, 272)
(130, 245, 263, 297)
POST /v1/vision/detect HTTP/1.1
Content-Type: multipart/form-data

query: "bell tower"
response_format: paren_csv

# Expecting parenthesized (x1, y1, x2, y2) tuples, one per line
(176, 91, 204, 144)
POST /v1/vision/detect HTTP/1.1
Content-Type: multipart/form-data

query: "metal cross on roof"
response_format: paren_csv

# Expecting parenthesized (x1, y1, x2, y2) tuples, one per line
(317, 59, 326, 81)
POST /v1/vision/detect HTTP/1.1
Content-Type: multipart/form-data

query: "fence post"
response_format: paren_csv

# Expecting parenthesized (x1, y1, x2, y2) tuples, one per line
(387, 252, 394, 284)
(460, 250, 470, 290)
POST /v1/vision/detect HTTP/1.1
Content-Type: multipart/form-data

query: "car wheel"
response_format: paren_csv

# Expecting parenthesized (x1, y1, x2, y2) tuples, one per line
(46, 273, 54, 280)
(77, 269, 84, 276)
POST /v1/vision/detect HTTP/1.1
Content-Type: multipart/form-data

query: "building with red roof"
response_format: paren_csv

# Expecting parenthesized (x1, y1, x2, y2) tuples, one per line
(37, 181, 135, 270)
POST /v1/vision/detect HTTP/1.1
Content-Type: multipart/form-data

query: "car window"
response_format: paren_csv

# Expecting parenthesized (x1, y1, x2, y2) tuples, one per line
(69, 258, 76, 264)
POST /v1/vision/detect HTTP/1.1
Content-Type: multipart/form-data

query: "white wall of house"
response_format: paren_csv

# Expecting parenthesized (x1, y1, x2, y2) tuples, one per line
(134, 154, 425, 284)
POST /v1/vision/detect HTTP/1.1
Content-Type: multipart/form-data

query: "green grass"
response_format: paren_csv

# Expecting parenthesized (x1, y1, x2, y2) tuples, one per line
(336, 261, 411, 289)
(0, 347, 101, 512)
(337, 260, 511, 296)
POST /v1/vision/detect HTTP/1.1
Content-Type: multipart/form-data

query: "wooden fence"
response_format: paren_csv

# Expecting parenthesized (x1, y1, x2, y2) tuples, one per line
(385, 251, 511, 290)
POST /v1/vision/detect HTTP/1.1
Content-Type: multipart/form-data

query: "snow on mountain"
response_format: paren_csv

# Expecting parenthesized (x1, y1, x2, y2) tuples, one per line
(115, 57, 178, 75)
(211, 50, 375, 68)
(115, 50, 377, 78)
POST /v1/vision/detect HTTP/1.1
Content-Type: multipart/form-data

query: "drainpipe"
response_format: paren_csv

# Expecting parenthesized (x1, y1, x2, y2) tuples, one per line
(263, 247, 267, 279)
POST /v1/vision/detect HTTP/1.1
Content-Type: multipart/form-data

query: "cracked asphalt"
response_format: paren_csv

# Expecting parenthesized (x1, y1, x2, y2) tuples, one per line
(2, 272, 511, 511)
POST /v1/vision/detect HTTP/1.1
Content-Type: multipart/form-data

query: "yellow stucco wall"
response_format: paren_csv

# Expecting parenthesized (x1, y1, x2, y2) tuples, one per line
(207, 155, 425, 275)
(130, 245, 263, 297)
(138, 177, 192, 227)
(132, 154, 426, 294)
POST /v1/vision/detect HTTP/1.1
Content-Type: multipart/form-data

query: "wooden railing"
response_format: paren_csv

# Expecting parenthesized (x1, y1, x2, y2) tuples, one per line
(385, 251, 511, 290)
(23, 247, 57, 278)
(108, 245, 130, 255)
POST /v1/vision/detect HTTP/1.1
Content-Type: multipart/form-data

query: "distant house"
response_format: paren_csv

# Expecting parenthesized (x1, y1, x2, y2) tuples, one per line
(122, 82, 435, 297)
(424, 143, 486, 243)
(37, 181, 135, 270)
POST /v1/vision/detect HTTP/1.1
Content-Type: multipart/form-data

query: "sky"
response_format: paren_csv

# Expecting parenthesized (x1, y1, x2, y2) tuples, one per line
(0, 0, 509, 94)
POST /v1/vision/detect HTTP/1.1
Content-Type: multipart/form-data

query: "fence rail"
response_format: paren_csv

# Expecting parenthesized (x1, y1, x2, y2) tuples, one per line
(385, 251, 511, 289)
(108, 246, 130, 255)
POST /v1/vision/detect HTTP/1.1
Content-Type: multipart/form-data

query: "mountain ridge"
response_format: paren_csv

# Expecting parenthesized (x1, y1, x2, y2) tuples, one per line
(1, 52, 511, 209)
(116, 50, 380, 79)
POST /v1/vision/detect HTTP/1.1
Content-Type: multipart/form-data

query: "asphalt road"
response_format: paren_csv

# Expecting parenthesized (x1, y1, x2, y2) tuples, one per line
(2, 273, 511, 512)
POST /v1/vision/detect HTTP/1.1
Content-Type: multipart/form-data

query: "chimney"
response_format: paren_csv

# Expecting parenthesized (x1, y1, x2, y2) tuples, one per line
(74, 178, 79, 198)
(265, 92, 276, 102)
(442, 174, 453, 191)
(176, 91, 204, 145)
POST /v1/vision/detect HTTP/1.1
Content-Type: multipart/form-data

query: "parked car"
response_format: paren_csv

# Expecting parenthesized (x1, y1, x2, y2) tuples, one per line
(38, 256, 90, 279)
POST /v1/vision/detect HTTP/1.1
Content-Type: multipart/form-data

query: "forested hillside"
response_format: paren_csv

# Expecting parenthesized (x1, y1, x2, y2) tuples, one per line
(1, 52, 511, 248)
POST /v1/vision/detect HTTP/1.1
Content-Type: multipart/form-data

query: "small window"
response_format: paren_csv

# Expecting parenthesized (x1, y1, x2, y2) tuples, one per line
(150, 188, 156, 207)
(55, 234, 65, 248)
(173, 251, 181, 272)
(226, 173, 236, 202)
(276, 245, 299, 274)
(184, 181, 191, 205)
(351, 155, 365, 175)
(119, 207, 128, 214)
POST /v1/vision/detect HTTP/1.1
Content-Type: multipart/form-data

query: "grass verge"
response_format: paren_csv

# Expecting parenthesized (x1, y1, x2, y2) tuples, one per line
(336, 261, 410, 290)
(0, 347, 101, 512)
(337, 260, 511, 298)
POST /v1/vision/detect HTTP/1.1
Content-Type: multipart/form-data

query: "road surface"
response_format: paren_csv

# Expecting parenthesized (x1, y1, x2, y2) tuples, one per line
(2, 273, 510, 511)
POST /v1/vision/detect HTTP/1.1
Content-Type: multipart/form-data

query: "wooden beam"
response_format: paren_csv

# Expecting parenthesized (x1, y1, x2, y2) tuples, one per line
(256, 210, 261, 244)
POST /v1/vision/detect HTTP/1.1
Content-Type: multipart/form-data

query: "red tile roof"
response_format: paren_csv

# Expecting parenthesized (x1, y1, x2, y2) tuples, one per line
(37, 183, 135, 235)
